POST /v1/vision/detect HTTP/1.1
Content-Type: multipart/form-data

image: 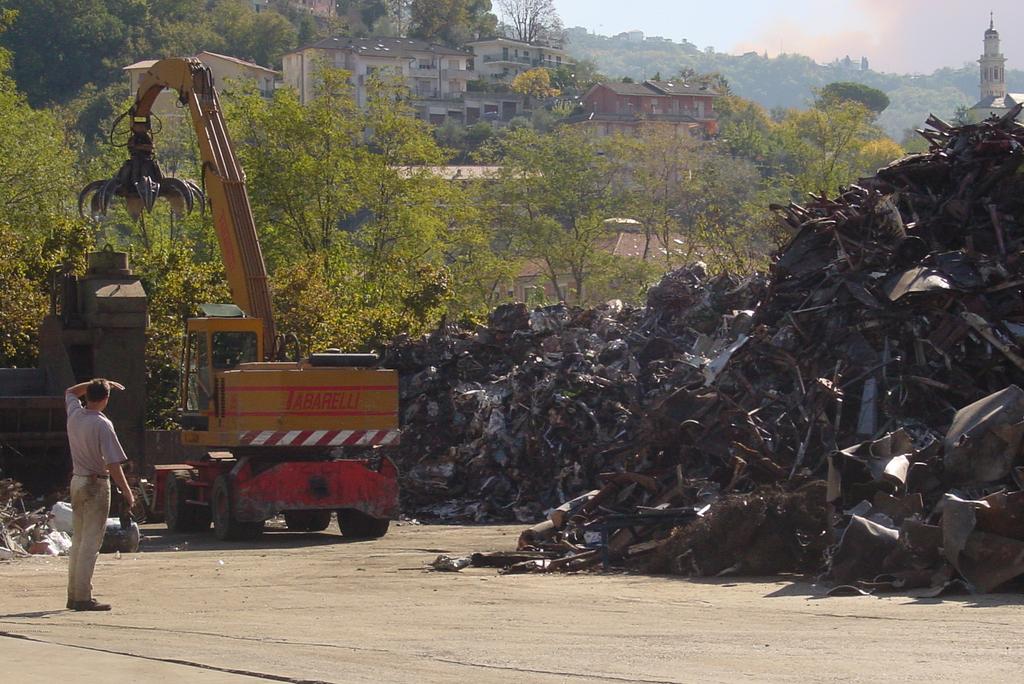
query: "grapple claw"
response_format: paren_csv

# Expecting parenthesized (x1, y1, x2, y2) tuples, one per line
(126, 195, 145, 220)
(136, 177, 160, 212)
(77, 110, 205, 223)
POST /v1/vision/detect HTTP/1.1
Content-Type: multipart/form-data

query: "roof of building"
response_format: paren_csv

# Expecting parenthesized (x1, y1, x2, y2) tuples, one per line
(123, 59, 158, 71)
(123, 53, 277, 74)
(466, 36, 567, 52)
(971, 93, 1024, 109)
(590, 80, 719, 99)
(196, 51, 278, 75)
(594, 81, 664, 97)
(293, 36, 470, 57)
(646, 80, 720, 97)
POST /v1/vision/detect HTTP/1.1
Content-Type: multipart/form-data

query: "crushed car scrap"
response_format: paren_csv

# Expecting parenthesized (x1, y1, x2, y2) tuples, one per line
(388, 105, 1024, 594)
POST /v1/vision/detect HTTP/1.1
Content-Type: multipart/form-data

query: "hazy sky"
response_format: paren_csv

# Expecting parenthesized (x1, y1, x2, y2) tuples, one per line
(554, 1, 1024, 74)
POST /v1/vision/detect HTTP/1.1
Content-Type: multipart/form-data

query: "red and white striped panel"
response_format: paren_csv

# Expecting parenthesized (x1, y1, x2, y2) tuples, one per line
(237, 429, 400, 447)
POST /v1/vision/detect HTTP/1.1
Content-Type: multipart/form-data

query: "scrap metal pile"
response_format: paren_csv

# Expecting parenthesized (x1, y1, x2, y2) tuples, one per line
(382, 264, 765, 523)
(0, 478, 68, 559)
(394, 106, 1024, 592)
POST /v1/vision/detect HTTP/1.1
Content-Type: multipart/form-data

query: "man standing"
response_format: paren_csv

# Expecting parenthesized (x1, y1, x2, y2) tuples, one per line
(65, 378, 135, 611)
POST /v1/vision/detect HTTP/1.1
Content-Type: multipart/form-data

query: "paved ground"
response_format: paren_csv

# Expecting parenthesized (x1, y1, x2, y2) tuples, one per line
(1, 522, 1023, 683)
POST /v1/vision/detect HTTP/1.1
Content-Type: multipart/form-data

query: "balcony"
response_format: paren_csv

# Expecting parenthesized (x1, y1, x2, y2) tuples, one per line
(532, 57, 573, 68)
(441, 68, 470, 81)
(482, 54, 532, 66)
(412, 90, 466, 102)
(414, 64, 439, 76)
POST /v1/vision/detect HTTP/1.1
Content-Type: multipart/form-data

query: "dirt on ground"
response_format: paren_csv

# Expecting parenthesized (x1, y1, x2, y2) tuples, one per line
(1, 522, 1022, 683)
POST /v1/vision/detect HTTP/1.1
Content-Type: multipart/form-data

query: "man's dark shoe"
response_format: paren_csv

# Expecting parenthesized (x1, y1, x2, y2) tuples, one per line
(72, 599, 111, 611)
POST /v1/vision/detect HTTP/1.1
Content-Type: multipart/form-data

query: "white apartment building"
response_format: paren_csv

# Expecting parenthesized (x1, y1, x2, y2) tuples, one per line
(466, 37, 570, 84)
(282, 36, 472, 109)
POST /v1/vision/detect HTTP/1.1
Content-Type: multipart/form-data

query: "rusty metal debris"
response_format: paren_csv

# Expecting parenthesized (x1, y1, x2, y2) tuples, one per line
(0, 479, 67, 557)
(385, 108, 1024, 593)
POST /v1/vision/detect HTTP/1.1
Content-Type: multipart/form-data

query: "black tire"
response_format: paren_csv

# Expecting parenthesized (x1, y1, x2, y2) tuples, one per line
(336, 509, 390, 539)
(211, 475, 263, 541)
(165, 471, 210, 532)
(284, 510, 333, 532)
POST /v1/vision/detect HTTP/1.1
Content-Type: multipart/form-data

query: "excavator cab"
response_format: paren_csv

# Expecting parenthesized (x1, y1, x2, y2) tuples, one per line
(180, 305, 264, 430)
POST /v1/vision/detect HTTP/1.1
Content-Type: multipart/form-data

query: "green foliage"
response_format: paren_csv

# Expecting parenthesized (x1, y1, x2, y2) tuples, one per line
(132, 243, 229, 427)
(482, 126, 625, 303)
(0, 42, 92, 366)
(226, 71, 497, 348)
(0, 0, 145, 107)
(678, 67, 730, 95)
(226, 68, 363, 261)
(0, 234, 47, 368)
(214, 0, 298, 66)
(718, 92, 901, 200)
(544, 59, 605, 96)
(819, 82, 890, 113)
(876, 85, 970, 140)
(511, 68, 559, 99)
(774, 99, 888, 197)
(616, 126, 781, 275)
(0, 0, 315, 109)
(408, 0, 497, 46)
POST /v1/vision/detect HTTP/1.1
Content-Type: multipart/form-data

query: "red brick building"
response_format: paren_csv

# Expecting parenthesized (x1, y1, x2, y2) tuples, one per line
(570, 80, 719, 137)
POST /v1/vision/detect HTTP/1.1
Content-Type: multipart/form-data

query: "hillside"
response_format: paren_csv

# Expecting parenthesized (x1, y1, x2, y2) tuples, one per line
(563, 27, 1024, 139)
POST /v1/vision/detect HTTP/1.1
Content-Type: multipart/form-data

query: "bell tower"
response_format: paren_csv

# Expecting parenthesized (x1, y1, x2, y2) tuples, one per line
(980, 13, 1007, 100)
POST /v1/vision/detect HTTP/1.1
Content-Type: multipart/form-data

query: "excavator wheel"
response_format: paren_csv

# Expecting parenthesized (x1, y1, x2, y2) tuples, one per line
(336, 509, 390, 539)
(165, 471, 210, 533)
(283, 510, 333, 532)
(211, 475, 264, 541)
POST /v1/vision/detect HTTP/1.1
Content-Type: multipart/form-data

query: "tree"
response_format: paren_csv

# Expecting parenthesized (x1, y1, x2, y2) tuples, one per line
(210, 0, 297, 66)
(0, 18, 91, 366)
(495, 0, 561, 44)
(0, 0, 144, 106)
(226, 67, 364, 263)
(617, 127, 779, 274)
(857, 138, 907, 174)
(510, 68, 558, 102)
(226, 70, 497, 347)
(774, 99, 890, 197)
(715, 95, 776, 163)
(133, 243, 229, 427)
(382, 0, 412, 35)
(615, 127, 697, 267)
(408, 0, 497, 46)
(484, 126, 623, 303)
(818, 82, 890, 114)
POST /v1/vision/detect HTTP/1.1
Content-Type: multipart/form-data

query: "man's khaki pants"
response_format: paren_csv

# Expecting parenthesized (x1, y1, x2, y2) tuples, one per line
(67, 475, 111, 604)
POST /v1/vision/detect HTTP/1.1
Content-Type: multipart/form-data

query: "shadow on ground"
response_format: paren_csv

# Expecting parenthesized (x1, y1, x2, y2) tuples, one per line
(137, 524, 375, 553)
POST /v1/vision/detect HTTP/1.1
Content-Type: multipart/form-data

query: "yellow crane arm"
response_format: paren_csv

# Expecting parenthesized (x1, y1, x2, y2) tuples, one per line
(133, 58, 276, 354)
